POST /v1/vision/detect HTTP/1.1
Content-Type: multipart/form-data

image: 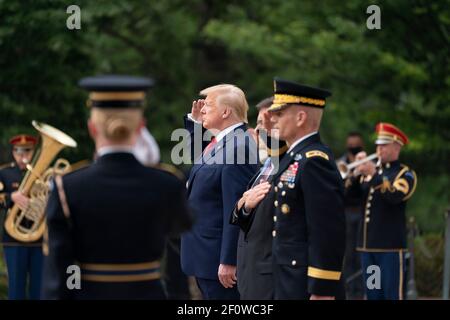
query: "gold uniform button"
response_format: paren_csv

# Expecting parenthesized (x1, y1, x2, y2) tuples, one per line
(368, 195, 373, 201)
(274, 186, 278, 192)
(365, 217, 370, 223)
(273, 216, 277, 222)
(278, 182, 283, 189)
(281, 204, 290, 214)
(274, 200, 278, 207)
(366, 203, 371, 208)
(281, 191, 286, 196)
(365, 209, 370, 215)
(291, 260, 297, 266)
(369, 188, 375, 194)
(272, 230, 276, 237)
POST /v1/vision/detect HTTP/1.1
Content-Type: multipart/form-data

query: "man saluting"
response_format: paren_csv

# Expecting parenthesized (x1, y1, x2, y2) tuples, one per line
(181, 84, 257, 300)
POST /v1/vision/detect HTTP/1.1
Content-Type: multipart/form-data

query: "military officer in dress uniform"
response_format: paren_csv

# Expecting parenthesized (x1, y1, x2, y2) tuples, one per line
(41, 75, 192, 299)
(266, 78, 346, 300)
(0, 135, 42, 300)
(353, 122, 417, 300)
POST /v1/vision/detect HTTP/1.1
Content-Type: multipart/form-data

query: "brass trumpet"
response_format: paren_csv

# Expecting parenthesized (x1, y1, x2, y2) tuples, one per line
(338, 153, 378, 179)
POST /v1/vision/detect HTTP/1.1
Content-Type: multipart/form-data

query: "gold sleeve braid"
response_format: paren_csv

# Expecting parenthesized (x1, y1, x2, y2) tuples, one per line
(392, 166, 417, 201)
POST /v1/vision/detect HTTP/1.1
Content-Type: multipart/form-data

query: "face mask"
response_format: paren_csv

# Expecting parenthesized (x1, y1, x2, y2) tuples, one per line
(348, 146, 363, 156)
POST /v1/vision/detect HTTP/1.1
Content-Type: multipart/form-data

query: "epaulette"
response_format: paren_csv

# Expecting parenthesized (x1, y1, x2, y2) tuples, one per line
(58, 159, 90, 179)
(0, 162, 15, 171)
(68, 159, 91, 173)
(305, 150, 329, 160)
(152, 163, 185, 181)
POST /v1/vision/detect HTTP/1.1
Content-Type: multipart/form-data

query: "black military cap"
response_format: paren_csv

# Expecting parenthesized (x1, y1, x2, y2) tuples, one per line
(79, 75, 154, 108)
(268, 77, 331, 112)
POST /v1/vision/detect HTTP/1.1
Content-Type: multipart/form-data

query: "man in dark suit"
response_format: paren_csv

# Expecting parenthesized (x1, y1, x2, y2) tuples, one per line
(41, 75, 192, 299)
(267, 78, 346, 300)
(337, 132, 366, 299)
(181, 84, 258, 300)
(230, 97, 288, 299)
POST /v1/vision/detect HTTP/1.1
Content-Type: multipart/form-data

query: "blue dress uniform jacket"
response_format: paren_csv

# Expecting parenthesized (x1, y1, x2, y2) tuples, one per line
(0, 162, 44, 300)
(181, 117, 258, 281)
(354, 160, 417, 251)
(349, 160, 417, 299)
(270, 133, 346, 299)
(0, 162, 42, 246)
(41, 152, 191, 299)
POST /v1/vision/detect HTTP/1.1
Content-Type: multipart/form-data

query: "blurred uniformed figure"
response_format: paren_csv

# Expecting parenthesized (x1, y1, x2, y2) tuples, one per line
(266, 78, 346, 300)
(134, 127, 191, 299)
(337, 132, 366, 299)
(352, 123, 417, 300)
(0, 135, 42, 299)
(158, 164, 191, 300)
(231, 97, 288, 300)
(41, 75, 192, 299)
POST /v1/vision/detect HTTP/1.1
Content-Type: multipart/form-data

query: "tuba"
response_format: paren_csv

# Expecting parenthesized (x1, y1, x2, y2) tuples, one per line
(4, 121, 77, 242)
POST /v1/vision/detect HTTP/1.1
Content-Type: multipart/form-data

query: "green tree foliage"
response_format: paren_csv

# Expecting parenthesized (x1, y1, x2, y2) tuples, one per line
(0, 0, 448, 231)
(415, 233, 444, 297)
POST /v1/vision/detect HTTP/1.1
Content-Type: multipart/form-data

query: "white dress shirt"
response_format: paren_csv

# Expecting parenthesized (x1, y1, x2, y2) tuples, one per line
(97, 145, 135, 157)
(214, 122, 245, 142)
(287, 131, 318, 153)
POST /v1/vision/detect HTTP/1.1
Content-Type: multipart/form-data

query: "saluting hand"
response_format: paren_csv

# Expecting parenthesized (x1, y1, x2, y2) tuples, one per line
(243, 182, 271, 212)
(191, 99, 205, 122)
(261, 109, 273, 132)
(218, 264, 237, 289)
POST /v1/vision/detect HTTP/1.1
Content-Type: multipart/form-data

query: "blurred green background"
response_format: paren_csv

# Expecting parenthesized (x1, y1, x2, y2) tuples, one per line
(0, 0, 449, 297)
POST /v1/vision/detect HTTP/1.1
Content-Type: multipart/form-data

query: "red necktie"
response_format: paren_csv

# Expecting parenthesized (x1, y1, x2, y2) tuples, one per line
(203, 137, 217, 155)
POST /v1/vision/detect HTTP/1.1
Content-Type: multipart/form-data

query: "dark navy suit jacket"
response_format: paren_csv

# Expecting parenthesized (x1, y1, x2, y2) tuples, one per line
(181, 117, 258, 280)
